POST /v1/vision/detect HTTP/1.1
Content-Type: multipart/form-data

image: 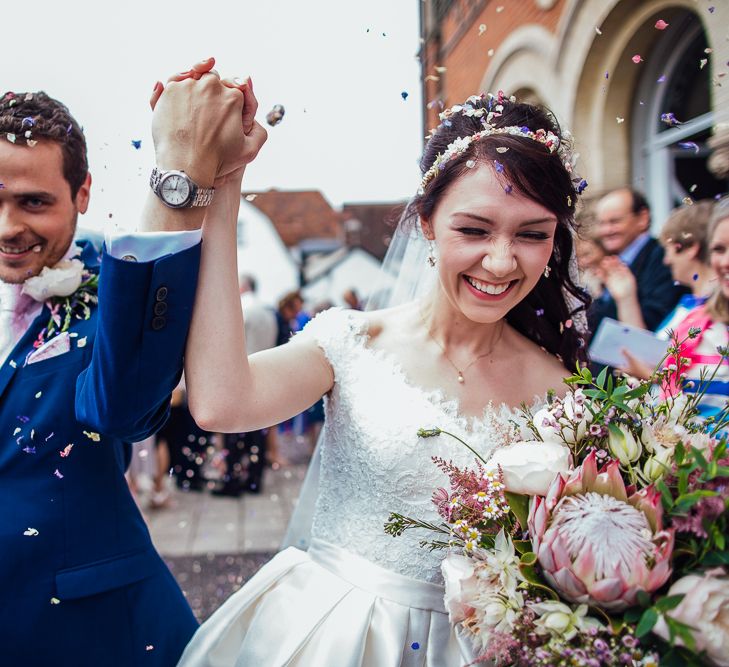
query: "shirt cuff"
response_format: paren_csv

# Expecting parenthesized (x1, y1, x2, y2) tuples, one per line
(105, 230, 203, 262)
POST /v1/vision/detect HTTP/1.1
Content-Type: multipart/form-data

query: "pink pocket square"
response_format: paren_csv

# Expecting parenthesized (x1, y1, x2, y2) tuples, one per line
(26, 332, 72, 365)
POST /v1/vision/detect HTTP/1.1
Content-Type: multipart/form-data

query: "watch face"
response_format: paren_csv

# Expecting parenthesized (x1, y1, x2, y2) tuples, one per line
(160, 174, 191, 207)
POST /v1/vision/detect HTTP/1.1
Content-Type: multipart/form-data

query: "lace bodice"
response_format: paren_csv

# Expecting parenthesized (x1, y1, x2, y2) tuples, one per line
(297, 307, 535, 584)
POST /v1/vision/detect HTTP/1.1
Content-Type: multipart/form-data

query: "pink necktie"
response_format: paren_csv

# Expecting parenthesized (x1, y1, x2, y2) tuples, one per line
(0, 282, 38, 366)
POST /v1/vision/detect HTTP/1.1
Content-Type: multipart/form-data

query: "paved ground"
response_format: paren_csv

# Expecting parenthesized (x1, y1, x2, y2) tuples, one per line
(134, 433, 311, 621)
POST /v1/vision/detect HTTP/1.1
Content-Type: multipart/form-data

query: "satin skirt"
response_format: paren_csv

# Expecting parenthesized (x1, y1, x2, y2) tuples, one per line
(177, 538, 475, 667)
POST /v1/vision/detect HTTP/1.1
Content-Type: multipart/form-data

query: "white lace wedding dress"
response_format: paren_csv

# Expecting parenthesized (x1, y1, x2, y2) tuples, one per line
(178, 307, 533, 667)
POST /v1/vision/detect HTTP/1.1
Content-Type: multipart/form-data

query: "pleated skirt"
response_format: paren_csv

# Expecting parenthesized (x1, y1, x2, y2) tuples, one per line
(177, 538, 475, 667)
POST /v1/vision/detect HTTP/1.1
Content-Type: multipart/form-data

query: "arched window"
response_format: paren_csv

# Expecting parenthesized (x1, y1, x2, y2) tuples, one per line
(632, 11, 725, 229)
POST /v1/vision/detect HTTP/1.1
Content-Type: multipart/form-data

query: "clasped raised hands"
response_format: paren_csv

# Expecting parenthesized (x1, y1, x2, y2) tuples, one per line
(150, 57, 267, 186)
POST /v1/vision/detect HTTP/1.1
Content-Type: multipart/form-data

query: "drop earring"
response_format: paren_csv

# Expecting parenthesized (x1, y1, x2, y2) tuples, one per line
(543, 265, 551, 278)
(427, 241, 436, 267)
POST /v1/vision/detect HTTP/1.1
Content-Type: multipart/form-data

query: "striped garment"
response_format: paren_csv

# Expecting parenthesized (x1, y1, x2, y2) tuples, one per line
(669, 305, 729, 421)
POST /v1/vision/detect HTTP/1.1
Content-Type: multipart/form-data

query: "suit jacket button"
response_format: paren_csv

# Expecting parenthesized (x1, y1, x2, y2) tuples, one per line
(154, 301, 168, 316)
(155, 286, 168, 301)
(152, 316, 166, 331)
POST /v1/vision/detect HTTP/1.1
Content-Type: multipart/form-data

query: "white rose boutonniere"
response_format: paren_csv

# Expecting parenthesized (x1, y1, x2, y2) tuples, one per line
(22, 258, 85, 301)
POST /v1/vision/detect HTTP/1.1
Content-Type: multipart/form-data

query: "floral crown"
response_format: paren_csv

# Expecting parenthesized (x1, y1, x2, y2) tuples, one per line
(418, 92, 586, 197)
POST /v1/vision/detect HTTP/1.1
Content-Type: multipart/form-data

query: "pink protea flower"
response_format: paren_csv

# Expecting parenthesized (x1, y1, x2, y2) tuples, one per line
(528, 451, 674, 612)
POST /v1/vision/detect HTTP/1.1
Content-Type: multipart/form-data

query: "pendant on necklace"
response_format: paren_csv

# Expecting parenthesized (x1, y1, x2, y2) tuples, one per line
(457, 372, 465, 384)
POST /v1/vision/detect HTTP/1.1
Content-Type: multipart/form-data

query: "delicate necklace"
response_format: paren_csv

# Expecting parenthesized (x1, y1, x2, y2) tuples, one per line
(425, 321, 505, 384)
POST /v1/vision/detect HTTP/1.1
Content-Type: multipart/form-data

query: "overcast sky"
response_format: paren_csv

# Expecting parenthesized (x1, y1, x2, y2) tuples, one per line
(1, 0, 424, 231)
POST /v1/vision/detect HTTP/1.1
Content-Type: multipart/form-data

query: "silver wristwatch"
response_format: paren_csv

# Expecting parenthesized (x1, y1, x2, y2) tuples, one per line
(150, 168, 215, 209)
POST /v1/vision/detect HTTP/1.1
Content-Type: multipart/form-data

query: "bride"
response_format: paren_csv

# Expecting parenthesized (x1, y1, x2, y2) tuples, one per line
(173, 65, 589, 666)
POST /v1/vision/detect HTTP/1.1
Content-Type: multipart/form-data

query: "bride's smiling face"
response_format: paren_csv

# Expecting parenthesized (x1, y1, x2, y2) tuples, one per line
(422, 164, 557, 323)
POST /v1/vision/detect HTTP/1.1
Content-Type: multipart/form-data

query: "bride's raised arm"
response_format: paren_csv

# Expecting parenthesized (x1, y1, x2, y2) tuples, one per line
(178, 73, 335, 433)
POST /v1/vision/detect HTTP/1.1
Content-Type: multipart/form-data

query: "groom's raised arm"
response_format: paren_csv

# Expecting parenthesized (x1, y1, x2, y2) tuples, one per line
(75, 59, 250, 440)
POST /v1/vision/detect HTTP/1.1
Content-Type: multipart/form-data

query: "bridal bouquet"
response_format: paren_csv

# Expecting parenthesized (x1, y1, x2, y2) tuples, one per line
(385, 330, 729, 666)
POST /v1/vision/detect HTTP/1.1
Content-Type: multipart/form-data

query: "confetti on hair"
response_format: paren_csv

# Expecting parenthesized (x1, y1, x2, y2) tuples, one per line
(21, 117, 35, 128)
(466, 160, 476, 168)
(503, 184, 513, 194)
(496, 146, 509, 153)
(6, 133, 16, 143)
(131, 139, 142, 150)
(682, 197, 694, 206)
(494, 160, 504, 173)
(401, 91, 409, 101)
(655, 20, 669, 30)
(478, 24, 487, 35)
(678, 141, 700, 153)
(576, 178, 589, 194)
(631, 55, 643, 64)
(66, 124, 72, 135)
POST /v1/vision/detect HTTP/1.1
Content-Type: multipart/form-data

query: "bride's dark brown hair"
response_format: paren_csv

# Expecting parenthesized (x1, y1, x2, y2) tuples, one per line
(403, 94, 591, 369)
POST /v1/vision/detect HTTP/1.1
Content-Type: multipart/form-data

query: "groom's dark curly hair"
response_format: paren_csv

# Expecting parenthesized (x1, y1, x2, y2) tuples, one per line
(0, 90, 88, 197)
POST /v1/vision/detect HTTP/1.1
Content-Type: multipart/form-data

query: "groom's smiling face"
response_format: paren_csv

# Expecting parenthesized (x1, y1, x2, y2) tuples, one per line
(0, 139, 90, 284)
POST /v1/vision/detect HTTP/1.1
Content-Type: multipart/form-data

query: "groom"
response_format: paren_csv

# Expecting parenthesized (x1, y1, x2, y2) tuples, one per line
(0, 65, 257, 666)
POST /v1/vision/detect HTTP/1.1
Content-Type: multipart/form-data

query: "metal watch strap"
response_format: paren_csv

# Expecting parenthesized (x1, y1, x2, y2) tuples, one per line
(149, 168, 215, 208)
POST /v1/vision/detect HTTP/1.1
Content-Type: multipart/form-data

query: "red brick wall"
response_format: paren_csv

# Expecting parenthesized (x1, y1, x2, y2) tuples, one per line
(422, 0, 567, 130)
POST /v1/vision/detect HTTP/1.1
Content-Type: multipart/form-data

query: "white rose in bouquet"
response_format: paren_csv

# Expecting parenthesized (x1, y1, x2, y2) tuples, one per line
(653, 568, 729, 666)
(487, 441, 572, 496)
(22, 258, 85, 301)
(441, 553, 479, 624)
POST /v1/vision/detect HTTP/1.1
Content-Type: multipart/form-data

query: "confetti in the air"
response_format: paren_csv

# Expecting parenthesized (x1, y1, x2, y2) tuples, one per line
(616, 117, 625, 124)
(678, 141, 700, 153)
(466, 160, 476, 168)
(23, 528, 39, 536)
(265, 104, 285, 127)
(245, 194, 257, 202)
(660, 112, 681, 126)
(682, 197, 694, 206)
(401, 91, 409, 101)
(496, 6, 504, 12)
(412, 642, 421, 650)
(60, 443, 74, 457)
(700, 59, 708, 70)
(657, 75, 666, 83)
(131, 139, 142, 150)
(35, 391, 42, 399)
(54, 469, 63, 479)
(655, 20, 669, 30)
(595, 27, 602, 35)
(83, 431, 101, 442)
(50, 598, 60, 605)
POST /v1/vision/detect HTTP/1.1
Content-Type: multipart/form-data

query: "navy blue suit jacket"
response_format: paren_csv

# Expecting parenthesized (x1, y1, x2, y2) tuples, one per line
(587, 236, 687, 334)
(0, 241, 200, 666)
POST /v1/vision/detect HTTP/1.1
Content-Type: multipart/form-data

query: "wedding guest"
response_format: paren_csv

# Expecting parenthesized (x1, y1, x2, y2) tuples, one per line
(618, 201, 715, 372)
(575, 228, 606, 298)
(588, 187, 685, 332)
(179, 85, 589, 665)
(0, 57, 263, 666)
(662, 197, 729, 420)
(342, 287, 363, 310)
